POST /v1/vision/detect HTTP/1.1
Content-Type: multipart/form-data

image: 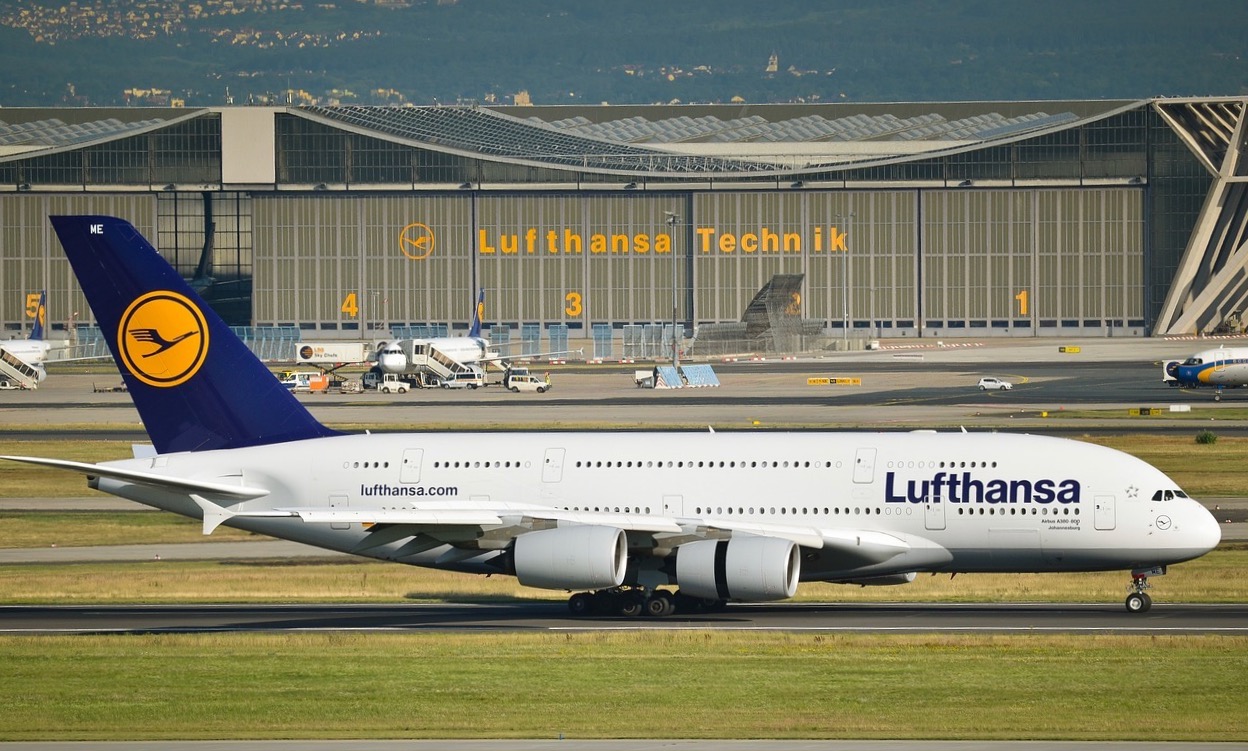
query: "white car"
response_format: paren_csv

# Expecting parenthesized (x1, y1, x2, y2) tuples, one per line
(977, 377, 1013, 391)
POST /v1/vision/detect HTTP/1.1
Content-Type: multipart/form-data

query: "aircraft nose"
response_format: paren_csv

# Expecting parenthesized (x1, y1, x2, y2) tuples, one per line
(1188, 500, 1222, 554)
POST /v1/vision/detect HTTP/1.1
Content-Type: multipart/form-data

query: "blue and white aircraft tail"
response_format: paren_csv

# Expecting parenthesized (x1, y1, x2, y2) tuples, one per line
(0, 215, 1222, 617)
(468, 287, 485, 339)
(47, 216, 337, 452)
(29, 291, 46, 342)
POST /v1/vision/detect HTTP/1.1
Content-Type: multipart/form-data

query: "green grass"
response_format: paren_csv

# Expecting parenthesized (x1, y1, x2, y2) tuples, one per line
(0, 511, 258, 548)
(0, 632, 1243, 741)
(1, 546, 1244, 605)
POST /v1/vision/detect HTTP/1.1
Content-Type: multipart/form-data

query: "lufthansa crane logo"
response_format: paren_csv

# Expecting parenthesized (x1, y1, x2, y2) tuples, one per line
(118, 291, 210, 388)
(399, 223, 435, 260)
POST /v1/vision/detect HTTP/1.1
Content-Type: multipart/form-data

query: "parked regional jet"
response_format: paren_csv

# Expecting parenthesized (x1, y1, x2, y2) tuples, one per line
(374, 288, 494, 375)
(0, 291, 51, 386)
(1164, 345, 1248, 401)
(3, 216, 1222, 616)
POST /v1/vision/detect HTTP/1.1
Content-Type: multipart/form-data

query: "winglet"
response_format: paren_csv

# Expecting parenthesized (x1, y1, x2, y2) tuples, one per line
(49, 216, 339, 454)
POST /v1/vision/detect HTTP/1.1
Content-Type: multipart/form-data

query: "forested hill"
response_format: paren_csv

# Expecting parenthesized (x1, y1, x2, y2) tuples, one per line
(0, 0, 1244, 107)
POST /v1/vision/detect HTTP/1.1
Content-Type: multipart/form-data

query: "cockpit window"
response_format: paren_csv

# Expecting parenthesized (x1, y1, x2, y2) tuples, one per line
(1150, 489, 1185, 501)
(1183, 357, 1202, 365)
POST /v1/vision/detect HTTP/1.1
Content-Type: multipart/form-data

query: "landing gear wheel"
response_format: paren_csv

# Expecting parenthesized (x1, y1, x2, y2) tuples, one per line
(618, 597, 644, 617)
(1125, 592, 1152, 613)
(645, 591, 675, 617)
(568, 592, 594, 617)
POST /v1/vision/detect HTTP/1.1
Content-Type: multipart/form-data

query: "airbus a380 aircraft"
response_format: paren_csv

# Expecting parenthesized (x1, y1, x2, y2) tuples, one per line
(4, 216, 1221, 616)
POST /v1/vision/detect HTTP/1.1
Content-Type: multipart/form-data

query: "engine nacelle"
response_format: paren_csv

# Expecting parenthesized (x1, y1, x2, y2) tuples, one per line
(675, 536, 799, 602)
(512, 525, 627, 591)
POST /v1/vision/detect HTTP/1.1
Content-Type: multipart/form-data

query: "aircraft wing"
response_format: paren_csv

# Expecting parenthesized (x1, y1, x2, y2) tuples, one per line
(248, 501, 914, 563)
(0, 455, 270, 500)
(206, 498, 910, 564)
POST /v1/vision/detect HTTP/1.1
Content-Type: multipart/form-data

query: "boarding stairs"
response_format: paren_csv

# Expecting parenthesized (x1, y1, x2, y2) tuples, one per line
(407, 343, 473, 382)
(0, 350, 40, 389)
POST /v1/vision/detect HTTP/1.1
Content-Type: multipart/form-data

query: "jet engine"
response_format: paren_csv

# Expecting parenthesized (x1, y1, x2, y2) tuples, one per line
(675, 536, 799, 602)
(511, 525, 627, 591)
(374, 342, 408, 374)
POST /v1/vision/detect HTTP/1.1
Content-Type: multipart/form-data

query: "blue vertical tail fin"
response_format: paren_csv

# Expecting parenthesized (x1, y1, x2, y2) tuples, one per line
(28, 291, 46, 341)
(50, 216, 339, 454)
(468, 287, 486, 339)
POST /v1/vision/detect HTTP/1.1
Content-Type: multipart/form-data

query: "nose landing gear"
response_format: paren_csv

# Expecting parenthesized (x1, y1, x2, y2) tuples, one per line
(1125, 566, 1166, 613)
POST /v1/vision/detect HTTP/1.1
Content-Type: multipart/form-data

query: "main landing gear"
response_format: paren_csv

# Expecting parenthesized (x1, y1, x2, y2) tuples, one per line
(1125, 568, 1164, 613)
(567, 587, 726, 617)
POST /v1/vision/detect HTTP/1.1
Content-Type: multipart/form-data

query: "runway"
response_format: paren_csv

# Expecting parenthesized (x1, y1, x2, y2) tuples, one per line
(2, 601, 1245, 635)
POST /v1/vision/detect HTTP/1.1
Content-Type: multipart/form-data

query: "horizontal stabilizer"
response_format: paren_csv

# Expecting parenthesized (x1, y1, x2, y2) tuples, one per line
(0, 455, 270, 500)
(190, 494, 293, 535)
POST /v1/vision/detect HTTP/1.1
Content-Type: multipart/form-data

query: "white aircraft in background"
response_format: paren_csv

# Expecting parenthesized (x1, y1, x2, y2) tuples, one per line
(0, 291, 51, 384)
(374, 288, 494, 374)
(3, 216, 1222, 616)
(1164, 345, 1248, 401)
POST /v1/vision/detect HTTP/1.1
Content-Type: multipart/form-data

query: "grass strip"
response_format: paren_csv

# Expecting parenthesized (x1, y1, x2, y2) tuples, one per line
(1, 546, 1244, 605)
(0, 632, 1243, 741)
(0, 511, 258, 548)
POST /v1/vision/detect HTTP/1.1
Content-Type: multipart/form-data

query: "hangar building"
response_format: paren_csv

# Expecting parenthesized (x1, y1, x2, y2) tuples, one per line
(1, 97, 1245, 355)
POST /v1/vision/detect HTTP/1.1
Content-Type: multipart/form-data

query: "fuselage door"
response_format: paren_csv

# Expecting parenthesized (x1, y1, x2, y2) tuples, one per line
(853, 448, 877, 484)
(330, 493, 350, 530)
(1094, 494, 1116, 531)
(925, 497, 946, 531)
(542, 448, 565, 483)
(400, 449, 424, 483)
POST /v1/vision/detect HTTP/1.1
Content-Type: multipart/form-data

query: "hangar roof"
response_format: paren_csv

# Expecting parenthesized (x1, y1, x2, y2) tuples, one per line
(0, 98, 1221, 178)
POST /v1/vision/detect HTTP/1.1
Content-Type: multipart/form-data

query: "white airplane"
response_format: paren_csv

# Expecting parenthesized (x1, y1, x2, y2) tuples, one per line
(374, 288, 494, 374)
(1164, 345, 1248, 401)
(2, 216, 1222, 616)
(0, 291, 51, 384)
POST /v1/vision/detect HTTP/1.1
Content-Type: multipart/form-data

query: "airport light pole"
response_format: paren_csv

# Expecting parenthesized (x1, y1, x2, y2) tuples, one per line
(666, 211, 680, 369)
(833, 212, 854, 345)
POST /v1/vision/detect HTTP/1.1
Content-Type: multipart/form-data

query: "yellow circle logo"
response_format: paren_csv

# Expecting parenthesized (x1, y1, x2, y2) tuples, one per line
(399, 222, 435, 260)
(117, 291, 210, 388)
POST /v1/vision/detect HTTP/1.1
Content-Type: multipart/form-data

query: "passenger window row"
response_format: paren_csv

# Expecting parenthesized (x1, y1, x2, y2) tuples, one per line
(573, 459, 839, 469)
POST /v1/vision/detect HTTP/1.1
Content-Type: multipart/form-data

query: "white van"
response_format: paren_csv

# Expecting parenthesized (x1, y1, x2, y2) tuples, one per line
(507, 373, 550, 393)
(441, 366, 485, 389)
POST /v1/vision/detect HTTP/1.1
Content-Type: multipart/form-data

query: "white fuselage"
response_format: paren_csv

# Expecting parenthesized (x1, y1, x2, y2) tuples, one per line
(1173, 346, 1248, 387)
(377, 337, 492, 374)
(1, 340, 51, 366)
(97, 430, 1220, 586)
